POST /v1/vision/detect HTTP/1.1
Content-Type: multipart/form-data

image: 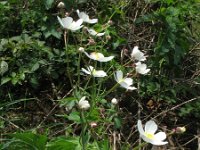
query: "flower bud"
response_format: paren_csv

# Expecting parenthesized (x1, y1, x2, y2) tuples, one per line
(57, 2, 65, 9)
(65, 12, 69, 17)
(87, 38, 96, 45)
(108, 20, 113, 25)
(78, 47, 85, 52)
(175, 127, 186, 134)
(83, 27, 88, 33)
(111, 98, 118, 105)
(106, 35, 111, 41)
(90, 122, 97, 128)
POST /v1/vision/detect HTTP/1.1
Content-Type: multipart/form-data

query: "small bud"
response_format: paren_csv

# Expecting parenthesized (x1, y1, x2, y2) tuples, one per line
(111, 98, 118, 105)
(106, 35, 111, 41)
(57, 2, 65, 9)
(78, 47, 85, 52)
(65, 12, 69, 17)
(90, 122, 97, 128)
(108, 20, 113, 25)
(87, 38, 96, 45)
(175, 127, 186, 134)
(83, 27, 88, 33)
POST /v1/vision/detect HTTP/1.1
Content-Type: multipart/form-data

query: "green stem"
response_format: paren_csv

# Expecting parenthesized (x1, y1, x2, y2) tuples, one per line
(103, 82, 119, 97)
(64, 30, 73, 88)
(80, 111, 88, 150)
(132, 142, 147, 150)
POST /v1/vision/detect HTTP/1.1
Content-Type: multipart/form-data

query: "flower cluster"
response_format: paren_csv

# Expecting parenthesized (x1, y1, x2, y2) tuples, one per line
(57, 9, 104, 37)
(131, 46, 150, 75)
(57, 8, 169, 147)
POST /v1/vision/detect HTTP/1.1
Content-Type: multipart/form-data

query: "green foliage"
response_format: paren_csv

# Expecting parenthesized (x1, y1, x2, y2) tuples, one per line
(2, 132, 47, 150)
(1, 0, 200, 149)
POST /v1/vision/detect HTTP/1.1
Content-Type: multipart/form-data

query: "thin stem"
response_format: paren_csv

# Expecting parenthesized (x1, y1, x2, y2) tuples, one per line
(64, 30, 73, 88)
(103, 82, 119, 97)
(80, 111, 88, 150)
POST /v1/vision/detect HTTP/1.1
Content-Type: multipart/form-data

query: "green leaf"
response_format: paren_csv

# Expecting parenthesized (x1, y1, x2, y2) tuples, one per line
(3, 132, 47, 150)
(67, 111, 81, 123)
(0, 60, 8, 76)
(1, 77, 11, 85)
(47, 137, 79, 150)
(31, 63, 40, 72)
(45, 0, 54, 10)
(114, 117, 121, 129)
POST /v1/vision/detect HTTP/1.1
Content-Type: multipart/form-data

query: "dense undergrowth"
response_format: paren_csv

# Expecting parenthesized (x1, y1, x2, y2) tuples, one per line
(0, 0, 200, 149)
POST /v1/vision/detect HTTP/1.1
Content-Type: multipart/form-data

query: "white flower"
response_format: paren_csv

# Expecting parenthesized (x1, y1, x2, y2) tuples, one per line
(77, 10, 98, 24)
(111, 98, 118, 105)
(84, 52, 114, 62)
(81, 66, 107, 77)
(114, 70, 137, 90)
(87, 28, 105, 37)
(137, 120, 168, 146)
(131, 46, 146, 61)
(57, 16, 83, 31)
(78, 96, 90, 110)
(135, 62, 150, 75)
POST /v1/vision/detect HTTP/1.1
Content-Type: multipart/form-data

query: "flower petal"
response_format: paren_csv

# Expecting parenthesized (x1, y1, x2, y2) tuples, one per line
(81, 68, 91, 75)
(62, 17, 73, 29)
(137, 120, 145, 135)
(115, 70, 123, 82)
(93, 70, 107, 77)
(154, 132, 167, 141)
(87, 18, 98, 24)
(150, 140, 168, 146)
(57, 16, 65, 28)
(123, 78, 133, 86)
(145, 120, 158, 134)
(98, 56, 114, 62)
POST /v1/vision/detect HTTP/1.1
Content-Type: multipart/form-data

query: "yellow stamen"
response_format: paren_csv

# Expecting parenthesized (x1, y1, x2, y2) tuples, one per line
(145, 132, 155, 139)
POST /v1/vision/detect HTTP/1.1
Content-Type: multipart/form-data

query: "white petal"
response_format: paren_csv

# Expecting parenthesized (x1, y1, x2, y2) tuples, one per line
(98, 56, 114, 62)
(78, 11, 89, 21)
(115, 70, 123, 82)
(136, 62, 150, 75)
(137, 120, 145, 135)
(87, 18, 98, 24)
(131, 46, 146, 61)
(93, 70, 107, 77)
(154, 132, 167, 141)
(145, 120, 158, 134)
(150, 140, 168, 146)
(75, 19, 83, 26)
(62, 17, 73, 29)
(87, 66, 94, 71)
(81, 68, 91, 75)
(96, 32, 105, 37)
(57, 16, 64, 28)
(79, 96, 86, 102)
(89, 52, 104, 60)
(119, 82, 136, 90)
(123, 78, 133, 86)
(87, 28, 98, 36)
